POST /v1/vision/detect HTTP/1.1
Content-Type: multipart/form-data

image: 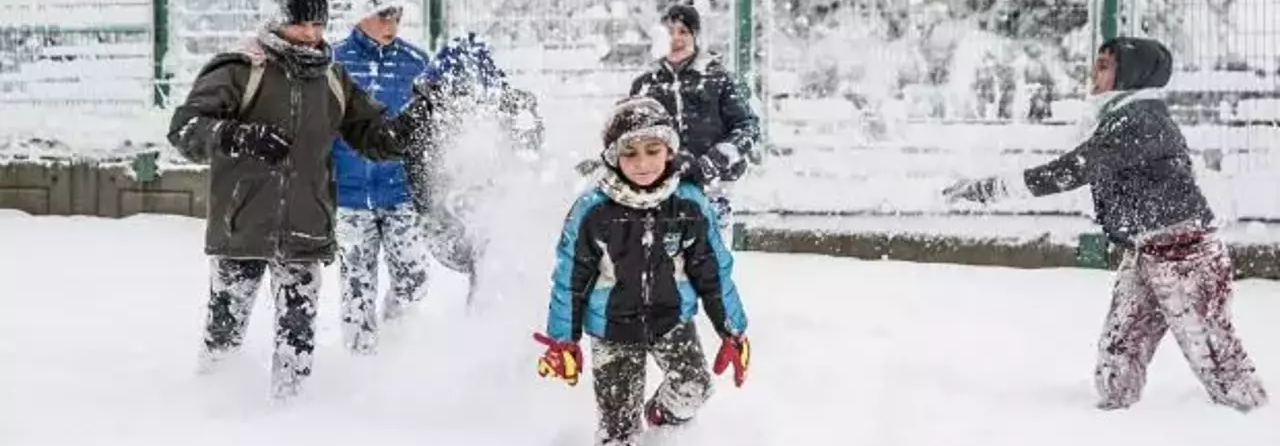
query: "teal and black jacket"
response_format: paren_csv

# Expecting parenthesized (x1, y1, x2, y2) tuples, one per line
(544, 181, 748, 344)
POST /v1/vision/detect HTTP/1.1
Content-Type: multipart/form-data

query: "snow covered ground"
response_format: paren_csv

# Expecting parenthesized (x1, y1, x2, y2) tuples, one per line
(1, 210, 1277, 446)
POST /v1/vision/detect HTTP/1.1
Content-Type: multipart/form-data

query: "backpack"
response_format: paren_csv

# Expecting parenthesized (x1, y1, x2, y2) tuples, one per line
(238, 61, 347, 116)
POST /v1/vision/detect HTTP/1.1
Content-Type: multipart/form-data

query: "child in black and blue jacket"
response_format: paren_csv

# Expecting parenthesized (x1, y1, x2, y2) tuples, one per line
(533, 96, 751, 445)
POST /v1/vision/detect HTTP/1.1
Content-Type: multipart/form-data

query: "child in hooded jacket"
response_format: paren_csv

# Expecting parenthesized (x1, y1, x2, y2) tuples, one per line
(534, 96, 751, 445)
(944, 37, 1266, 413)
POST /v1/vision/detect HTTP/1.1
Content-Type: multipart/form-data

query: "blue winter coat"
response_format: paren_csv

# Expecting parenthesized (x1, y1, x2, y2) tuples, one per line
(331, 28, 431, 210)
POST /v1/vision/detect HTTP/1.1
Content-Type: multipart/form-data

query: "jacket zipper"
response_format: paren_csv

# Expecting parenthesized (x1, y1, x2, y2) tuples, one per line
(275, 67, 300, 258)
(641, 211, 655, 340)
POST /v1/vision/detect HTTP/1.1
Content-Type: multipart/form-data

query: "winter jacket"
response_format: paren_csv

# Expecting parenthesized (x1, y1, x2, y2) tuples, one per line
(1021, 97, 1213, 247)
(331, 28, 431, 210)
(544, 179, 748, 344)
(168, 36, 412, 262)
(629, 51, 760, 181)
(1018, 37, 1213, 247)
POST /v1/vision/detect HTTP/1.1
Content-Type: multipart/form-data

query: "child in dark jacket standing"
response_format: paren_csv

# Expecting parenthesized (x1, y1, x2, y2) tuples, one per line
(534, 96, 751, 445)
(944, 37, 1266, 413)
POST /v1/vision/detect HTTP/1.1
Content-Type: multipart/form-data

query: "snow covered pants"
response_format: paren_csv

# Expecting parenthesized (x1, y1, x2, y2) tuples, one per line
(1094, 228, 1267, 412)
(200, 258, 322, 399)
(705, 181, 735, 248)
(336, 204, 431, 354)
(591, 322, 713, 446)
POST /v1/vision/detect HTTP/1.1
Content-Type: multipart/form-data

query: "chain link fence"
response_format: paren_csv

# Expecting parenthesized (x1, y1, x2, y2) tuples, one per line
(1, 0, 1276, 218)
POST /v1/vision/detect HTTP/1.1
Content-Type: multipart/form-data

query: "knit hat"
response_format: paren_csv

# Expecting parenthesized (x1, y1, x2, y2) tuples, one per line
(600, 96, 680, 168)
(661, 4, 701, 35)
(350, 0, 405, 22)
(270, 0, 329, 24)
(1099, 37, 1173, 90)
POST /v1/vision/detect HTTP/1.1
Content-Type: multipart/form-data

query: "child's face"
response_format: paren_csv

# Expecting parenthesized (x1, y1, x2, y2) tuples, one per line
(618, 138, 671, 186)
(1091, 50, 1117, 94)
(665, 21, 695, 56)
(279, 21, 326, 48)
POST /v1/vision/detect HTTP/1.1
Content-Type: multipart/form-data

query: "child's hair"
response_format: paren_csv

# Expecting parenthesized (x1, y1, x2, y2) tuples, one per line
(599, 96, 681, 168)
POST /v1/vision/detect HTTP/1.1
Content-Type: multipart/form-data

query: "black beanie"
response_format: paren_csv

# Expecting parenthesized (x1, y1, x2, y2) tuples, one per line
(1099, 37, 1173, 90)
(600, 96, 681, 168)
(281, 0, 329, 24)
(662, 4, 701, 35)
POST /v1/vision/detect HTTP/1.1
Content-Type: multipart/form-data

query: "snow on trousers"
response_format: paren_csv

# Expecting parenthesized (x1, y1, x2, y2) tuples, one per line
(706, 180, 734, 246)
(336, 204, 430, 352)
(592, 322, 713, 445)
(1094, 227, 1267, 410)
(202, 258, 321, 397)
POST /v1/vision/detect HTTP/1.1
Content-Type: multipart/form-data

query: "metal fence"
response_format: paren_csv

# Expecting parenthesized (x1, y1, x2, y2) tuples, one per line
(1, 0, 1277, 219)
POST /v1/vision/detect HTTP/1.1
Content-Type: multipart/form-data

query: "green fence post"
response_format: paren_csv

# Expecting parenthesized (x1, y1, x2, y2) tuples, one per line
(1101, 0, 1119, 41)
(152, 0, 170, 107)
(734, 0, 753, 93)
(428, 0, 445, 51)
(1077, 233, 1111, 269)
(732, 222, 747, 251)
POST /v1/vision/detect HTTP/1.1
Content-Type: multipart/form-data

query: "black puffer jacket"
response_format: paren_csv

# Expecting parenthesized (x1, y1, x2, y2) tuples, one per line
(629, 51, 760, 181)
(1021, 38, 1213, 246)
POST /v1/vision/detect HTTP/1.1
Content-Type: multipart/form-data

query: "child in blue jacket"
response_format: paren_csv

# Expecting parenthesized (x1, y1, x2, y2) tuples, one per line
(533, 96, 751, 445)
(330, 1, 432, 354)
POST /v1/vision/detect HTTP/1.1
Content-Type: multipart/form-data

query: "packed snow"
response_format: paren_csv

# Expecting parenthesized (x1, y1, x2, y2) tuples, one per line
(0, 210, 1277, 446)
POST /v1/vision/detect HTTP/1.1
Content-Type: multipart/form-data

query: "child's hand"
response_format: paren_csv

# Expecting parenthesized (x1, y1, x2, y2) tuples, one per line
(713, 335, 750, 388)
(533, 332, 583, 386)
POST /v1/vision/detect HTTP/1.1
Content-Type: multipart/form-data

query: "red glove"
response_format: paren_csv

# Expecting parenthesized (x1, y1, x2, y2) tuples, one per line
(533, 332, 583, 386)
(713, 335, 750, 387)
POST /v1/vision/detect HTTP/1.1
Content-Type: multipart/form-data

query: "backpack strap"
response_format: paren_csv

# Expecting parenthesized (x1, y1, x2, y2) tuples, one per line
(238, 62, 265, 116)
(237, 61, 347, 116)
(326, 64, 347, 111)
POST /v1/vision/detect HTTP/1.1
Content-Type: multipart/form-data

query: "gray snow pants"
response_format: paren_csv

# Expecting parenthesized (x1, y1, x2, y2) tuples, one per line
(201, 258, 322, 399)
(1094, 226, 1267, 412)
(591, 322, 713, 446)
(336, 204, 431, 353)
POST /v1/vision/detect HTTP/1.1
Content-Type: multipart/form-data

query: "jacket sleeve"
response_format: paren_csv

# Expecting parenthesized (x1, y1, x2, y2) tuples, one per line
(335, 65, 417, 162)
(678, 184, 748, 337)
(166, 60, 246, 164)
(628, 73, 648, 96)
(711, 71, 761, 180)
(1022, 106, 1174, 196)
(545, 193, 605, 342)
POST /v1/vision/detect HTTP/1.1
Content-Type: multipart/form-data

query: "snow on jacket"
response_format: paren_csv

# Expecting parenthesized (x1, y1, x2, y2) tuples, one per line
(167, 29, 409, 261)
(1016, 38, 1213, 247)
(331, 27, 431, 210)
(544, 176, 748, 344)
(629, 50, 760, 181)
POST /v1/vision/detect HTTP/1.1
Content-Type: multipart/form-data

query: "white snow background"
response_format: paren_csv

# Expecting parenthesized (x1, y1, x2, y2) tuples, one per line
(1, 209, 1278, 446)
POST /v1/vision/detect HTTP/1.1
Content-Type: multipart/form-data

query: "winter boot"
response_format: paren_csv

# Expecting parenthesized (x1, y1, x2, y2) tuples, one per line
(645, 399, 691, 428)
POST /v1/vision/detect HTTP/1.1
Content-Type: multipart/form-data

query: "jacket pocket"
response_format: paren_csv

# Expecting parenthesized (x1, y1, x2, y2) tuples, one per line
(311, 191, 334, 237)
(224, 179, 258, 234)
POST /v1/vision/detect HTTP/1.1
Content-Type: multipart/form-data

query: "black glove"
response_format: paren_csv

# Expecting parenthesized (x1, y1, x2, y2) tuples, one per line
(220, 122, 291, 164)
(942, 176, 1006, 204)
(674, 151, 721, 186)
(384, 78, 443, 152)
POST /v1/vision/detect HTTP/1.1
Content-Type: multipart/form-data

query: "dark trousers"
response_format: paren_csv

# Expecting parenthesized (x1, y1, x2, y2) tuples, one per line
(590, 322, 713, 445)
(202, 258, 321, 399)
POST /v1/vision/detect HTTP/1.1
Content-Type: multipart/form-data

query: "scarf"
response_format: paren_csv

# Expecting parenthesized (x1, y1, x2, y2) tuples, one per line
(241, 26, 334, 79)
(598, 168, 679, 210)
(1068, 88, 1167, 146)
